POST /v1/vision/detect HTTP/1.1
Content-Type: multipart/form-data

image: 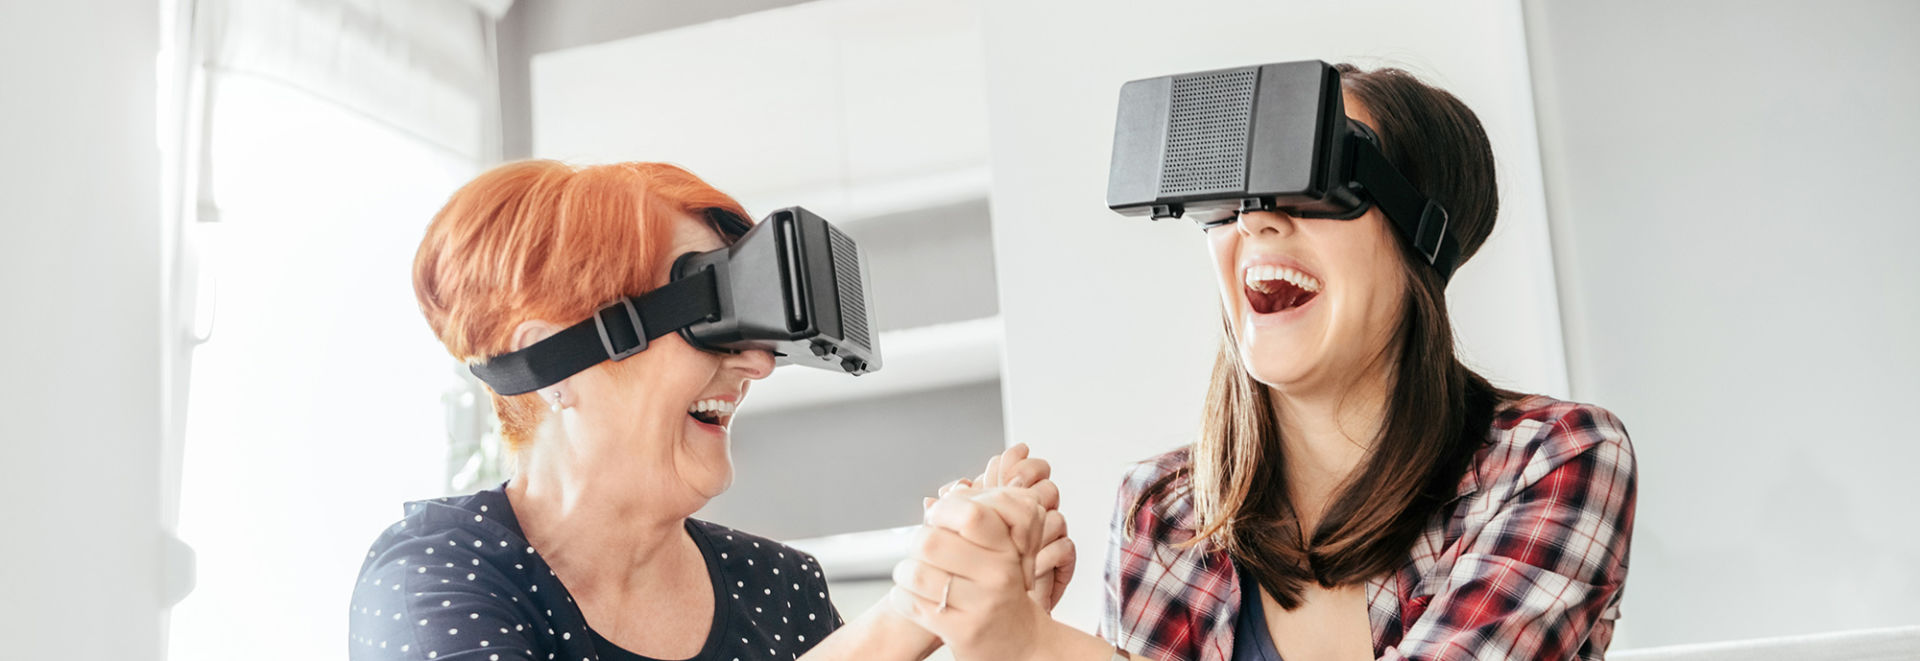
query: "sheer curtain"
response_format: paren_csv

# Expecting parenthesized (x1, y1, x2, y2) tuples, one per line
(163, 0, 504, 657)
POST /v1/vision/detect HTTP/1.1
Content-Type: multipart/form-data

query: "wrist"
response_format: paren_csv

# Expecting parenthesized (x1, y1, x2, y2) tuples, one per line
(866, 595, 941, 658)
(1028, 616, 1122, 661)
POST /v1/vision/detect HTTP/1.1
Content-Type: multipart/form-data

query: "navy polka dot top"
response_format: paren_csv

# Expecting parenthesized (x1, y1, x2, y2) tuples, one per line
(348, 483, 843, 660)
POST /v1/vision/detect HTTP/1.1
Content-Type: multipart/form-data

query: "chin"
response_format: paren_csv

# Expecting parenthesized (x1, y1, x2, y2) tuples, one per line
(670, 441, 735, 500)
(681, 457, 733, 500)
(1238, 340, 1318, 389)
(699, 470, 734, 499)
(1244, 364, 1311, 391)
(693, 451, 735, 498)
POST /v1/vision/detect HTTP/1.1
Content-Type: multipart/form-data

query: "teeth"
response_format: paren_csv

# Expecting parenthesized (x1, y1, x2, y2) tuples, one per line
(1242, 264, 1322, 294)
(688, 399, 737, 417)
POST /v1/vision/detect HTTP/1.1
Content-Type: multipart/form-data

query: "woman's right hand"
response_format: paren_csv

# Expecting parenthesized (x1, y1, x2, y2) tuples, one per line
(929, 444, 1074, 611)
(892, 486, 1052, 661)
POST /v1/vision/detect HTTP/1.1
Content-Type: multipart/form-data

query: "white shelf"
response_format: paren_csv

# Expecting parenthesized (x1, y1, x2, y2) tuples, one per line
(785, 525, 917, 582)
(737, 315, 1003, 416)
(736, 166, 990, 229)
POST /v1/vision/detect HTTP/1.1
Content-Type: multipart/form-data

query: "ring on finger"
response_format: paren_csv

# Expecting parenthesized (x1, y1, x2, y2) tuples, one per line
(936, 568, 952, 611)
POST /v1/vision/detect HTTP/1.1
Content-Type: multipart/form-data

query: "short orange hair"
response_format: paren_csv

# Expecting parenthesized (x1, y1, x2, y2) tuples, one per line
(413, 160, 750, 450)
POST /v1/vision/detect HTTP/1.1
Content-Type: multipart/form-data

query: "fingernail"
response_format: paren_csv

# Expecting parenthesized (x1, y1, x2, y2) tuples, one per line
(923, 497, 936, 509)
(1008, 475, 1029, 488)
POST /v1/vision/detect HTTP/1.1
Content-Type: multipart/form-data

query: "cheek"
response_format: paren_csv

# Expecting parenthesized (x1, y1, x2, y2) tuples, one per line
(610, 339, 720, 415)
(1206, 229, 1241, 300)
(659, 336, 722, 382)
(1332, 225, 1410, 335)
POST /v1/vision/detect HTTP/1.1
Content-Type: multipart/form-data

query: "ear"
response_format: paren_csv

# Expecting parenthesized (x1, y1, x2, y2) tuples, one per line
(509, 319, 564, 353)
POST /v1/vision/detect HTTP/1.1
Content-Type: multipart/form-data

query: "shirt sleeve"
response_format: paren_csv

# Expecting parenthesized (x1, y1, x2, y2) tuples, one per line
(1098, 461, 1139, 644)
(349, 534, 543, 661)
(1099, 453, 1232, 661)
(802, 551, 845, 633)
(1382, 406, 1638, 661)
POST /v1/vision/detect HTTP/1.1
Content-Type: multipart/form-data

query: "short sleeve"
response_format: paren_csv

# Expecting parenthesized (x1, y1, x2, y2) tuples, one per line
(1098, 459, 1144, 644)
(349, 535, 542, 660)
(1383, 405, 1638, 661)
(695, 520, 844, 658)
(1098, 450, 1234, 661)
(800, 551, 845, 633)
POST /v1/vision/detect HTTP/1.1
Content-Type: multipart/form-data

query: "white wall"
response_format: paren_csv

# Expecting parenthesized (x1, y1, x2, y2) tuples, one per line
(0, 1, 164, 659)
(1525, 0, 1920, 646)
(977, 0, 1566, 629)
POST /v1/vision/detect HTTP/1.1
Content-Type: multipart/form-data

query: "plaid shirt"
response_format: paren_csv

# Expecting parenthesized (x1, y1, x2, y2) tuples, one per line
(1100, 394, 1637, 661)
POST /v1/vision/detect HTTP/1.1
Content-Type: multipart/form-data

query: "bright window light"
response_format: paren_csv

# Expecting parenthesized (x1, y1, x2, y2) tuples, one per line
(166, 72, 476, 660)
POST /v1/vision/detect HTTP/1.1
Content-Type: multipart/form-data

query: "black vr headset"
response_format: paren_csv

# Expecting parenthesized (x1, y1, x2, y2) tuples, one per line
(1107, 60, 1463, 281)
(471, 206, 881, 396)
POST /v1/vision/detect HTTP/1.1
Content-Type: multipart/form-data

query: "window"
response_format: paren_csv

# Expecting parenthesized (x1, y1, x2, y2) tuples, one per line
(166, 72, 475, 660)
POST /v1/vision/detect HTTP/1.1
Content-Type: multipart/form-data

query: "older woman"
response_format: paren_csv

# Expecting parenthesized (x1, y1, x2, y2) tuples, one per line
(891, 64, 1637, 661)
(346, 160, 1070, 661)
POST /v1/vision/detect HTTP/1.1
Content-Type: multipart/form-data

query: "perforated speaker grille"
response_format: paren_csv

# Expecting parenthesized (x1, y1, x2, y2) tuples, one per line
(827, 225, 870, 349)
(1159, 69, 1257, 196)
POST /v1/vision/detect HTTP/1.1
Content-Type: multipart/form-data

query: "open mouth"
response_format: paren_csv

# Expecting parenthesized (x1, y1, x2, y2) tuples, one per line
(1243, 264, 1323, 315)
(687, 398, 737, 430)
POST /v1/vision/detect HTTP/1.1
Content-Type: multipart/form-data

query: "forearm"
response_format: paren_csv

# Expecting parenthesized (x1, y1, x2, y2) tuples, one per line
(797, 602, 941, 661)
(1032, 618, 1142, 661)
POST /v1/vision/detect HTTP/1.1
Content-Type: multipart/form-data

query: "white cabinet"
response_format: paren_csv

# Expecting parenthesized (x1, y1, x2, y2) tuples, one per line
(532, 0, 989, 223)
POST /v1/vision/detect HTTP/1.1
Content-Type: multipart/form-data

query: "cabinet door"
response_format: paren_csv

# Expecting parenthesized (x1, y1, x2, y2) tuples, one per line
(531, 12, 847, 202)
(530, 0, 988, 217)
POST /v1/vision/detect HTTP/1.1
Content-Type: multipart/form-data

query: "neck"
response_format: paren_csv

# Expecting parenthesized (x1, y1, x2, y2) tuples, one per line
(505, 419, 703, 600)
(1268, 362, 1394, 532)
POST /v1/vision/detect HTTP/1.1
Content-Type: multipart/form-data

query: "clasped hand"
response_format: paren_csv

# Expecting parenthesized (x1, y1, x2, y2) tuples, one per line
(887, 444, 1075, 661)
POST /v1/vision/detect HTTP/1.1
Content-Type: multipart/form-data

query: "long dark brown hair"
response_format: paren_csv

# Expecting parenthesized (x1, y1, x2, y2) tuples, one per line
(1131, 64, 1517, 609)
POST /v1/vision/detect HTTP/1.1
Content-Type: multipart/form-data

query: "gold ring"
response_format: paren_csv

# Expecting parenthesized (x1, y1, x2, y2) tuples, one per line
(937, 574, 953, 613)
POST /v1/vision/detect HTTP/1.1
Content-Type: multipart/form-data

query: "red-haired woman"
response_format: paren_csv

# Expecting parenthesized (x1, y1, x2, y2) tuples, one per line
(890, 65, 1637, 661)
(346, 160, 1071, 661)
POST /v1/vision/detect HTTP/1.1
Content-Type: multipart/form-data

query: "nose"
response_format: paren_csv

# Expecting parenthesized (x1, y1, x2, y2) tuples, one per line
(725, 349, 776, 380)
(1237, 210, 1297, 237)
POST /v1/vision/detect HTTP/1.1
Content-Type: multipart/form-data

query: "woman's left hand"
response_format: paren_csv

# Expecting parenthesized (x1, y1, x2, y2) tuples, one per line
(943, 443, 1059, 509)
(891, 486, 1052, 661)
(1029, 506, 1075, 611)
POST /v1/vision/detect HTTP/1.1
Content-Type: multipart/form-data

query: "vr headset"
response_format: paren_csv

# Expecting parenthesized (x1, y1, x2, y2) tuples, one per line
(471, 206, 882, 396)
(1106, 60, 1463, 281)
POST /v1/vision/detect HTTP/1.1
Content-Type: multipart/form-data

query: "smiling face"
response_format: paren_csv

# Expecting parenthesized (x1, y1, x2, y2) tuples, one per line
(1207, 95, 1409, 396)
(551, 213, 774, 503)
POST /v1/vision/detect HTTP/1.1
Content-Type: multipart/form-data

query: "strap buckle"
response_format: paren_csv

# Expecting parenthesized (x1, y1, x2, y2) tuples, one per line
(593, 297, 647, 361)
(1413, 199, 1449, 265)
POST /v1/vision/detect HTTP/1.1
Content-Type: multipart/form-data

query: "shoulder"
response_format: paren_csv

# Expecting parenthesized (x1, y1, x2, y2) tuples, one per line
(1467, 393, 1637, 501)
(691, 521, 836, 603)
(349, 488, 587, 659)
(354, 487, 536, 581)
(1110, 447, 1198, 540)
(1101, 447, 1236, 661)
(690, 519, 845, 640)
(691, 519, 827, 583)
(1491, 393, 1633, 457)
(1117, 447, 1191, 498)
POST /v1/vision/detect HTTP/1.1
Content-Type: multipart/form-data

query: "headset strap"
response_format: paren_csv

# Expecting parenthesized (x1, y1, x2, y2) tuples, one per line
(469, 266, 720, 395)
(1349, 135, 1462, 282)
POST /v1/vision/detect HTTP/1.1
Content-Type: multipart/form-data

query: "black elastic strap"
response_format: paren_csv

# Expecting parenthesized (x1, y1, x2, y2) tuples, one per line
(1349, 135, 1462, 282)
(469, 267, 721, 395)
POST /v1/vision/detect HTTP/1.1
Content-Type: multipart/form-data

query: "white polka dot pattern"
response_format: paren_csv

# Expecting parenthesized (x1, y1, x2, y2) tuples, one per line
(347, 484, 842, 660)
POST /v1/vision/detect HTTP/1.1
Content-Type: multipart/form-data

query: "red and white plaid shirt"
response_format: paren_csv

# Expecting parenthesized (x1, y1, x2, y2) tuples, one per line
(1100, 394, 1637, 661)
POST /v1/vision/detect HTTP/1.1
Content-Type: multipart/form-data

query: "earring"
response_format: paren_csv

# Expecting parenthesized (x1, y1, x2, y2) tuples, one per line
(547, 390, 566, 412)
